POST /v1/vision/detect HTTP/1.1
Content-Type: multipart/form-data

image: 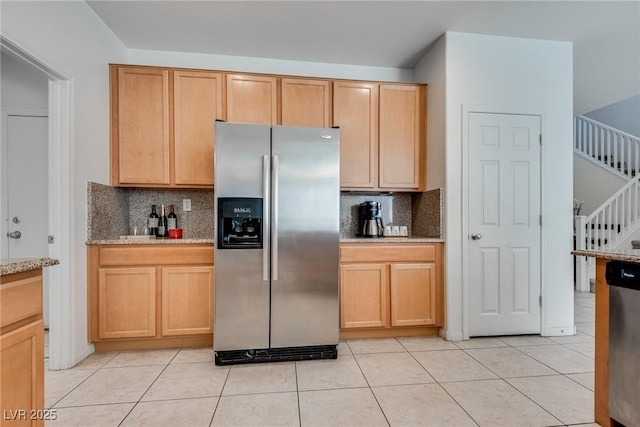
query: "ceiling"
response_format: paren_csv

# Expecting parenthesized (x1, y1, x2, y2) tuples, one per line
(87, 1, 640, 113)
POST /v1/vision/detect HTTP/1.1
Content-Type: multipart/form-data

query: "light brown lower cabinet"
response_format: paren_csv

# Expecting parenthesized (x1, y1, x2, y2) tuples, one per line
(88, 244, 214, 351)
(390, 263, 437, 326)
(340, 263, 389, 328)
(339, 243, 443, 339)
(98, 267, 156, 339)
(0, 269, 45, 427)
(161, 266, 214, 336)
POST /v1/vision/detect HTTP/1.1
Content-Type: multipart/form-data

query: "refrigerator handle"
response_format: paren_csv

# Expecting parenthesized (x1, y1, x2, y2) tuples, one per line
(262, 155, 270, 282)
(272, 154, 279, 281)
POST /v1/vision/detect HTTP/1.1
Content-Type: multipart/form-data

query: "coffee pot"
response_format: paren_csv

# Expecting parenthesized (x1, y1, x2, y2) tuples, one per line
(358, 201, 384, 238)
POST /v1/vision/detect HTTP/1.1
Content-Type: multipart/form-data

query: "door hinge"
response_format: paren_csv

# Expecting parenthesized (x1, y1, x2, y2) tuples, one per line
(539, 215, 543, 226)
(539, 134, 542, 145)
(539, 295, 543, 306)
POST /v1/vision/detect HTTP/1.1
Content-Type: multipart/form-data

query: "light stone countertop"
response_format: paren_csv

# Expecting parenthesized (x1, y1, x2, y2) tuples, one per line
(87, 237, 444, 246)
(86, 238, 215, 245)
(341, 237, 444, 243)
(0, 257, 60, 276)
(572, 249, 640, 263)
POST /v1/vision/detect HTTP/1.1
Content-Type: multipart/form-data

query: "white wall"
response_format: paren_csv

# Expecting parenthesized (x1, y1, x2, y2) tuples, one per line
(1, 1, 127, 365)
(0, 1, 412, 366)
(127, 49, 414, 83)
(573, 153, 628, 216)
(584, 94, 640, 138)
(415, 32, 574, 340)
(1, 52, 48, 108)
(414, 35, 446, 191)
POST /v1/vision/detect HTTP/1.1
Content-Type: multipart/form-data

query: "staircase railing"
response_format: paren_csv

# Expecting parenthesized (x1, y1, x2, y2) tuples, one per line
(574, 116, 640, 178)
(574, 116, 640, 291)
(575, 173, 640, 291)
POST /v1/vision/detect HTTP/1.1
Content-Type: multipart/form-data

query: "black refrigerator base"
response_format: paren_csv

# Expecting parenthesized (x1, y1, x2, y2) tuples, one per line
(215, 345, 338, 366)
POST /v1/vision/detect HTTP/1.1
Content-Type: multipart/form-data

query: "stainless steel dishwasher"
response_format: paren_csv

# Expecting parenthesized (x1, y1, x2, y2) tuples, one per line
(605, 260, 640, 427)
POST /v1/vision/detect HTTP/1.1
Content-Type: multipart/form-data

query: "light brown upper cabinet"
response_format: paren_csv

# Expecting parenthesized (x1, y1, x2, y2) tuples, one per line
(110, 65, 223, 188)
(333, 81, 379, 189)
(111, 65, 426, 191)
(111, 66, 170, 186)
(379, 84, 426, 190)
(226, 74, 278, 125)
(281, 78, 331, 127)
(334, 81, 426, 191)
(173, 70, 223, 186)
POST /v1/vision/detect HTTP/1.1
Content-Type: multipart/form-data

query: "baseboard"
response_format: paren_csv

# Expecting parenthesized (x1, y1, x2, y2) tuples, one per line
(442, 328, 464, 341)
(542, 325, 577, 337)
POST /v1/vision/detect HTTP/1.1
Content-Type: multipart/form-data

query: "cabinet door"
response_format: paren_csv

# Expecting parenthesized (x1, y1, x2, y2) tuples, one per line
(333, 82, 378, 189)
(226, 74, 278, 125)
(390, 263, 436, 326)
(1, 320, 44, 427)
(114, 66, 170, 185)
(378, 84, 425, 190)
(98, 267, 156, 339)
(173, 71, 223, 186)
(340, 263, 388, 328)
(281, 78, 331, 127)
(161, 266, 214, 336)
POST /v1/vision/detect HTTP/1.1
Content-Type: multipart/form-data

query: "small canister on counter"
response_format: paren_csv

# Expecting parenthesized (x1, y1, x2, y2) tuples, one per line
(168, 228, 183, 239)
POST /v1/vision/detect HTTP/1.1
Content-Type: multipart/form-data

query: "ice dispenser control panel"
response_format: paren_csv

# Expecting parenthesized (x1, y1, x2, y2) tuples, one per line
(217, 198, 263, 249)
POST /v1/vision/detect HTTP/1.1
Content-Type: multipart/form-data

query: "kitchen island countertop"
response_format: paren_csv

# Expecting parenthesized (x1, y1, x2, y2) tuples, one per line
(0, 257, 59, 276)
(572, 249, 640, 263)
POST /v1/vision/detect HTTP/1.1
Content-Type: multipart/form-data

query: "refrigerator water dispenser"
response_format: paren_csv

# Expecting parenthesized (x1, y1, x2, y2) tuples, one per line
(217, 197, 263, 249)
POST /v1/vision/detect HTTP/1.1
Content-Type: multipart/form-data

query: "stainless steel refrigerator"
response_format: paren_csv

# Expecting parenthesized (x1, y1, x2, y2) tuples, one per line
(213, 122, 340, 365)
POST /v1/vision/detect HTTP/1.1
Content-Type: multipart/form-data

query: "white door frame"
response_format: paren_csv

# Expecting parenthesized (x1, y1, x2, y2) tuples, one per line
(1, 35, 75, 369)
(461, 104, 546, 340)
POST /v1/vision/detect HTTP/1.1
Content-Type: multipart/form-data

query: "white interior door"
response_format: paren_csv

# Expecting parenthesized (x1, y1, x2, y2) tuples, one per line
(2, 114, 49, 325)
(468, 112, 541, 336)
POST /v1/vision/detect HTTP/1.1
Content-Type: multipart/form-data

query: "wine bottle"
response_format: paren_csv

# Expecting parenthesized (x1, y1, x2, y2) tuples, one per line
(167, 204, 177, 230)
(157, 204, 168, 237)
(148, 205, 159, 236)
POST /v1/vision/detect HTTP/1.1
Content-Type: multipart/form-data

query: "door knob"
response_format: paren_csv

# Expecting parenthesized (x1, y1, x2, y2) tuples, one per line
(7, 231, 21, 239)
(471, 233, 483, 240)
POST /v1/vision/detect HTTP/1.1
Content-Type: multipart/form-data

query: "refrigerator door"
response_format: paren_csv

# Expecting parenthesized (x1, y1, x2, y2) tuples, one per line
(270, 126, 340, 348)
(214, 122, 271, 351)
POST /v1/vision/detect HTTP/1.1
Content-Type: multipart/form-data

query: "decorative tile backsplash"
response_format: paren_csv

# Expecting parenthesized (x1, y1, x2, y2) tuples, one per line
(411, 188, 444, 238)
(87, 182, 214, 240)
(88, 182, 443, 241)
(87, 182, 129, 240)
(129, 189, 214, 239)
(339, 193, 411, 238)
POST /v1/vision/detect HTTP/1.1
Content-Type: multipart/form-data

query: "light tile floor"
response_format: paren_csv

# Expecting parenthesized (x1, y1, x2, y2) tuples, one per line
(45, 291, 596, 426)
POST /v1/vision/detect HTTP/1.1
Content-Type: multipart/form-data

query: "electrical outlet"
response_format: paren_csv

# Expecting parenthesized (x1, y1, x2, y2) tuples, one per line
(183, 199, 192, 212)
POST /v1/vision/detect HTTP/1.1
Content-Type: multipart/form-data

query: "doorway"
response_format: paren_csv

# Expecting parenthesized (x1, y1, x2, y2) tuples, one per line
(1, 36, 74, 370)
(3, 113, 49, 314)
(466, 112, 542, 336)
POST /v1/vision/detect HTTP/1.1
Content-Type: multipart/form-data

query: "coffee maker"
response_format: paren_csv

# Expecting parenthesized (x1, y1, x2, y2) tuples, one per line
(358, 201, 384, 238)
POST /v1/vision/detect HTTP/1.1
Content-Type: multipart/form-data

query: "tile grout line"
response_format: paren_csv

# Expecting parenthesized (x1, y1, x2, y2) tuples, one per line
(117, 349, 181, 427)
(349, 339, 396, 427)
(208, 361, 231, 427)
(403, 344, 481, 427)
(47, 350, 122, 410)
(294, 361, 302, 427)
